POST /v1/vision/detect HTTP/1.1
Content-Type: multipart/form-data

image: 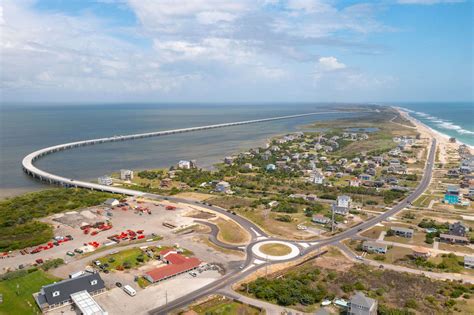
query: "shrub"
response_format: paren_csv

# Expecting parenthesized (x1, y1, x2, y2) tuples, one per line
(405, 299, 418, 309)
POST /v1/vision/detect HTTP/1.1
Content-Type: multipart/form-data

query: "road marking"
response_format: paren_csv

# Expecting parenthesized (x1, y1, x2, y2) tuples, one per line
(250, 228, 262, 237)
(299, 242, 310, 248)
(253, 259, 266, 264)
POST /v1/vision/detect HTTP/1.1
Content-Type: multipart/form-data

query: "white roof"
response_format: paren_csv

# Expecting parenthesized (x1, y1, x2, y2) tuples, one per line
(70, 290, 107, 315)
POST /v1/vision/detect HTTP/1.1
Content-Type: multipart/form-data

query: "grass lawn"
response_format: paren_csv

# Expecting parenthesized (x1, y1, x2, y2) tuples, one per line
(361, 226, 385, 239)
(192, 296, 263, 315)
(0, 270, 61, 315)
(367, 246, 412, 264)
(260, 243, 292, 256)
(438, 243, 474, 255)
(98, 248, 149, 270)
(213, 218, 250, 245)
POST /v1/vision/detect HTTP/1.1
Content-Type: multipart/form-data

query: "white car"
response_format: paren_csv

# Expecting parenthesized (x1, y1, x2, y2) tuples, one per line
(94, 260, 101, 266)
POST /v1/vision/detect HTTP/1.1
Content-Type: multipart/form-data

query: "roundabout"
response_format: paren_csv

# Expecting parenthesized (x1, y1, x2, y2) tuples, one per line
(251, 240, 300, 261)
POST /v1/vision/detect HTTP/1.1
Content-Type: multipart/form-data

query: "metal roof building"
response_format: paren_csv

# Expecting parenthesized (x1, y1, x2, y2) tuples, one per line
(71, 290, 107, 315)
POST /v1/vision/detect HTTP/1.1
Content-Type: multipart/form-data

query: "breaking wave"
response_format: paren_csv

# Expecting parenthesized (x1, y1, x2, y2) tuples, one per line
(412, 110, 474, 136)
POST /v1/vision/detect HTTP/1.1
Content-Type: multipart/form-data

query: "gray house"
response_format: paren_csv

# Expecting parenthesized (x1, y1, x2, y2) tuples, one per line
(35, 272, 106, 311)
(390, 226, 414, 238)
(349, 292, 378, 315)
(449, 221, 468, 237)
(362, 241, 388, 254)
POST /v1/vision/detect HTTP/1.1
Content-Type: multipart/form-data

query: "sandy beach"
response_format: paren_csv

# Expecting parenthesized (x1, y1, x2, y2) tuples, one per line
(395, 107, 472, 164)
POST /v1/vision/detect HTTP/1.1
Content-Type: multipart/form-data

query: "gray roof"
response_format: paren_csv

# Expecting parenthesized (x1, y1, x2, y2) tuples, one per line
(38, 272, 105, 306)
(391, 226, 414, 233)
(350, 291, 377, 309)
(363, 241, 387, 250)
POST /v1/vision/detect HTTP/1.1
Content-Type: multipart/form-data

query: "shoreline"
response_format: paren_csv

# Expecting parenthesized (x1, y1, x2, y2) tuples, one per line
(394, 106, 472, 162)
(394, 106, 473, 151)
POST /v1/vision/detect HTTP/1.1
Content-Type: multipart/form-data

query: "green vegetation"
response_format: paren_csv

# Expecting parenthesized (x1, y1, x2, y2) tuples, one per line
(245, 269, 326, 306)
(0, 188, 121, 251)
(39, 258, 64, 271)
(259, 243, 292, 256)
(243, 263, 474, 313)
(191, 296, 263, 315)
(98, 248, 149, 270)
(0, 269, 61, 315)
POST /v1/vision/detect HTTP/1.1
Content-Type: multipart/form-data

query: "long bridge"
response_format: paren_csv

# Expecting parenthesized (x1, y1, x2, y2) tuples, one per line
(22, 111, 354, 194)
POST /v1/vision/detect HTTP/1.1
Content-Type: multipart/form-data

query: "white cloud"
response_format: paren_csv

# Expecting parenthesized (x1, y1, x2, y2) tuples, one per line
(0, 0, 398, 101)
(318, 56, 346, 71)
(196, 11, 236, 24)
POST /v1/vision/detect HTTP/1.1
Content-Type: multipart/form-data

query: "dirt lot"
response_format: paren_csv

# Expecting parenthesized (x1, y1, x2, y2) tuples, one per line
(0, 197, 244, 274)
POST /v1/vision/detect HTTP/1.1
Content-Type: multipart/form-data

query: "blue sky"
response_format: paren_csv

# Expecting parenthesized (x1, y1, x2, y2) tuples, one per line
(1, 0, 472, 103)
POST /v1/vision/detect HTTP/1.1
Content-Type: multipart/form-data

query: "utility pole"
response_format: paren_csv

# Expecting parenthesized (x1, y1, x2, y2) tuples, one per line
(331, 204, 335, 233)
(265, 255, 268, 278)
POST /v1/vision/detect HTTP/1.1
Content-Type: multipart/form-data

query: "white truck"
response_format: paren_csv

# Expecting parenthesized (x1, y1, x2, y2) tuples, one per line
(123, 285, 136, 297)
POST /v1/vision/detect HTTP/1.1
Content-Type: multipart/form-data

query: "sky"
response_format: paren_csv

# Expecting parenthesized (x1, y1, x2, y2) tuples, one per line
(0, 0, 472, 103)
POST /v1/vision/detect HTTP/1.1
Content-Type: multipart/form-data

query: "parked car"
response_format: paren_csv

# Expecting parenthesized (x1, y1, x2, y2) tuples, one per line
(115, 282, 122, 288)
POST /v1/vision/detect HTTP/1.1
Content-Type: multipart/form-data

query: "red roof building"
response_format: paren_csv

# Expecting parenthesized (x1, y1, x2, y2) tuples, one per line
(144, 253, 201, 283)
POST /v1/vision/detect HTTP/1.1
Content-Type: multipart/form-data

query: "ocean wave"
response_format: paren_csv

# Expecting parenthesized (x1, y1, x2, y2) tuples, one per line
(411, 111, 474, 136)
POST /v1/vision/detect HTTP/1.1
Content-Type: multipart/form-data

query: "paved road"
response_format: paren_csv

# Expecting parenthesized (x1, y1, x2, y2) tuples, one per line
(19, 112, 439, 314)
(150, 139, 437, 314)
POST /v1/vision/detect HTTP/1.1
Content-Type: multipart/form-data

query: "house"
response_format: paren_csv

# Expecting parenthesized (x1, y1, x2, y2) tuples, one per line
(268, 201, 279, 208)
(266, 163, 276, 171)
(310, 171, 325, 184)
(412, 246, 431, 258)
(98, 176, 113, 186)
(104, 198, 119, 207)
(359, 174, 372, 181)
(362, 241, 387, 254)
(34, 272, 106, 312)
(350, 178, 361, 187)
(464, 256, 474, 269)
(337, 195, 351, 208)
(366, 168, 376, 176)
(390, 227, 414, 238)
(177, 160, 192, 169)
(160, 178, 172, 188)
(439, 233, 469, 244)
(332, 203, 349, 216)
(348, 292, 378, 315)
(120, 169, 134, 181)
(262, 151, 272, 160)
(215, 181, 231, 193)
(444, 185, 460, 204)
(243, 163, 253, 170)
(449, 221, 468, 237)
(312, 215, 330, 224)
(224, 156, 234, 165)
(447, 169, 460, 178)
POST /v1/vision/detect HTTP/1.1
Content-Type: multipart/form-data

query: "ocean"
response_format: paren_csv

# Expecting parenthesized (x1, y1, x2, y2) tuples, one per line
(0, 103, 364, 198)
(396, 102, 473, 146)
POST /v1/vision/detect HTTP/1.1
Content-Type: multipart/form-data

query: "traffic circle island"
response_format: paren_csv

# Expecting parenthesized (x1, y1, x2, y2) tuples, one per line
(251, 240, 300, 261)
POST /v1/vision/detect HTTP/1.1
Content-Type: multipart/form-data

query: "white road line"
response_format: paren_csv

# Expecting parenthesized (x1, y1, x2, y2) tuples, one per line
(250, 228, 262, 237)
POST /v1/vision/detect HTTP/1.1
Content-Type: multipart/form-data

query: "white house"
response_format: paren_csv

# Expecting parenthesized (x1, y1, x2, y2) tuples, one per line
(337, 195, 351, 208)
(98, 176, 113, 186)
(243, 163, 253, 170)
(268, 201, 279, 208)
(120, 169, 134, 181)
(464, 256, 474, 269)
(310, 171, 325, 184)
(266, 164, 276, 171)
(350, 178, 361, 187)
(177, 160, 192, 169)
